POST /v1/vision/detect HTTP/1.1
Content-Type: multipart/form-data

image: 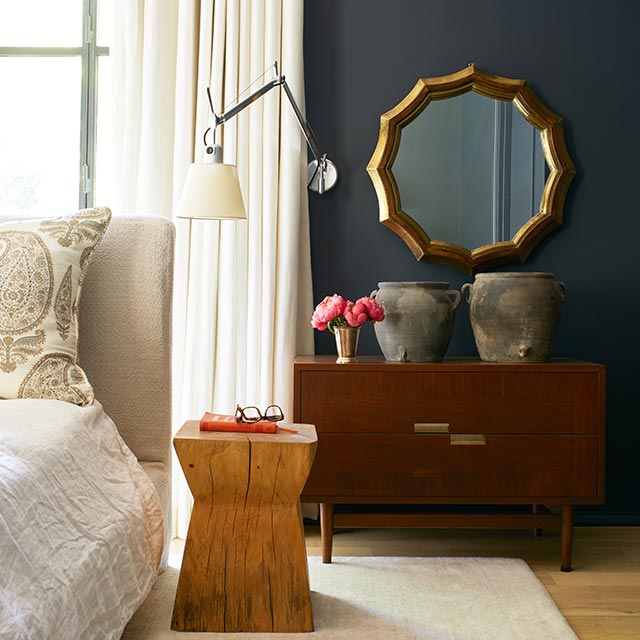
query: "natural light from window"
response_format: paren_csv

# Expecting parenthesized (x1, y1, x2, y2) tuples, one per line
(0, 0, 82, 47)
(0, 58, 81, 214)
(0, 0, 110, 215)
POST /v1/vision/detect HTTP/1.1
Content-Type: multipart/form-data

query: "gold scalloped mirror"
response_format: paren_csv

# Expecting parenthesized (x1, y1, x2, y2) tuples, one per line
(367, 65, 575, 274)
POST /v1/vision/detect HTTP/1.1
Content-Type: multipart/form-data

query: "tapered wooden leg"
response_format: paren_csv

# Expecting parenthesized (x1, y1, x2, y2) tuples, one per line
(561, 505, 574, 572)
(320, 502, 334, 564)
(533, 504, 542, 537)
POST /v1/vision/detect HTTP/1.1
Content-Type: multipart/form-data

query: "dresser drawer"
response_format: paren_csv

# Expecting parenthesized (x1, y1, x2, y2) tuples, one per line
(298, 370, 599, 435)
(302, 434, 598, 500)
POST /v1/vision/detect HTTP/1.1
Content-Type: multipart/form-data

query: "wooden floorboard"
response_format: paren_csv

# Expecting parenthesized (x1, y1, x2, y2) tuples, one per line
(303, 525, 640, 639)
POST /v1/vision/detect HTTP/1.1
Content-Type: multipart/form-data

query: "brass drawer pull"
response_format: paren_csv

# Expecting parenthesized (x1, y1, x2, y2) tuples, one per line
(450, 434, 486, 445)
(414, 423, 450, 434)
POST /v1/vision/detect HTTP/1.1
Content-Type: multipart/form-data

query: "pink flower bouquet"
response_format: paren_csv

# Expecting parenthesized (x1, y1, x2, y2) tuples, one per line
(311, 293, 385, 334)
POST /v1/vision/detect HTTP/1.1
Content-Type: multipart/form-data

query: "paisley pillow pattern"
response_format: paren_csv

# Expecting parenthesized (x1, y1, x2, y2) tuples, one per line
(0, 208, 111, 406)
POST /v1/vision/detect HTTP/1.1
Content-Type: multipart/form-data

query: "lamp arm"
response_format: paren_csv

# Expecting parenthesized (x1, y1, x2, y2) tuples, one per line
(214, 77, 281, 126)
(211, 70, 337, 193)
(279, 78, 324, 162)
(215, 74, 324, 163)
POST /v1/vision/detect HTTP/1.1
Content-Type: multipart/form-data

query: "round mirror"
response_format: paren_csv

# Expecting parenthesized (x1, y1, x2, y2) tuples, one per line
(367, 65, 575, 274)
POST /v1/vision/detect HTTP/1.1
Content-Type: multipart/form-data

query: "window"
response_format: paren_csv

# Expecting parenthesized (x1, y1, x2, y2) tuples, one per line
(0, 0, 110, 214)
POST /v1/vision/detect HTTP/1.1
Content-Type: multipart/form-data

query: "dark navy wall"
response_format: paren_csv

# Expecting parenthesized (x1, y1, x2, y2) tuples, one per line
(304, 0, 640, 521)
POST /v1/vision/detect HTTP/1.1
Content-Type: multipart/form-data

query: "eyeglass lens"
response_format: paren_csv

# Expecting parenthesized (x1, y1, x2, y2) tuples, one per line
(264, 405, 284, 421)
(236, 404, 284, 423)
(239, 406, 261, 422)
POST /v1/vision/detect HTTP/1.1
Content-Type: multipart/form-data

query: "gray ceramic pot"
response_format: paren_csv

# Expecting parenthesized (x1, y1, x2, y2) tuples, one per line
(372, 281, 461, 362)
(462, 272, 566, 363)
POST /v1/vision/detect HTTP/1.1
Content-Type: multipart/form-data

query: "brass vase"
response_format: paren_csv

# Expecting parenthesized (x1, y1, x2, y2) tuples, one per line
(334, 326, 360, 364)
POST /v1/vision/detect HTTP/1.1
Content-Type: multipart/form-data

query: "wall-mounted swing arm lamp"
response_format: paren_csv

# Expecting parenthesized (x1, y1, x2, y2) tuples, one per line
(177, 62, 338, 220)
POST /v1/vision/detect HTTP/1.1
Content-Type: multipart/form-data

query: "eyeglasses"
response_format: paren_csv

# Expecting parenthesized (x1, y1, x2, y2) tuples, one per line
(235, 404, 284, 423)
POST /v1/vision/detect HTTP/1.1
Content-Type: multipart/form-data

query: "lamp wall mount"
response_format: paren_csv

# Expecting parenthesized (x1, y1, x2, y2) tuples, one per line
(203, 63, 338, 194)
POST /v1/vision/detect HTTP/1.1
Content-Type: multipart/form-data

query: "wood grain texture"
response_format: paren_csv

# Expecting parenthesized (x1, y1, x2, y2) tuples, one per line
(171, 421, 317, 632)
(305, 434, 597, 498)
(299, 367, 599, 435)
(295, 357, 605, 567)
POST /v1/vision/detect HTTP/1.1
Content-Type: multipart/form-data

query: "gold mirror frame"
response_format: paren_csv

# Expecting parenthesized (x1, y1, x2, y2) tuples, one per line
(367, 65, 576, 274)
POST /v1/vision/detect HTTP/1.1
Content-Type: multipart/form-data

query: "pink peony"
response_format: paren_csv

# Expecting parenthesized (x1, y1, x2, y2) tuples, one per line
(311, 294, 347, 331)
(310, 311, 327, 331)
(359, 296, 385, 322)
(344, 300, 368, 327)
(311, 292, 385, 333)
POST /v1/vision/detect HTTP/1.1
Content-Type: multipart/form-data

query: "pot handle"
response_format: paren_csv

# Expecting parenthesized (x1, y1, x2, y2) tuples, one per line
(461, 283, 473, 304)
(448, 290, 461, 310)
(557, 280, 566, 301)
(370, 288, 379, 299)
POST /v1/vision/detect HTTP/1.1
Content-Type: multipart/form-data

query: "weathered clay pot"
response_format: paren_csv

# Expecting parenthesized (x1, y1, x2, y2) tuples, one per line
(372, 282, 461, 362)
(462, 272, 566, 363)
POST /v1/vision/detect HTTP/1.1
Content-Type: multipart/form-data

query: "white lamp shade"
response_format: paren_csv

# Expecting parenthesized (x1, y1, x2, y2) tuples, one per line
(177, 162, 246, 220)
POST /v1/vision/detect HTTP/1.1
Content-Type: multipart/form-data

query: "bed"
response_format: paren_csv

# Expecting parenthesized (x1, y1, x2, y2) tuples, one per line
(0, 214, 174, 639)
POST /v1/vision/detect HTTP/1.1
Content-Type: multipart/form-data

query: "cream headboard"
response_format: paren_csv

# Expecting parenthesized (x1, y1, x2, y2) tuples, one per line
(79, 215, 174, 465)
(78, 215, 175, 560)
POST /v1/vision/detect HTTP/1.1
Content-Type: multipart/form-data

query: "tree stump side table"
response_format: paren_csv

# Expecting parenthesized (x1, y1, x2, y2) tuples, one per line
(171, 420, 317, 633)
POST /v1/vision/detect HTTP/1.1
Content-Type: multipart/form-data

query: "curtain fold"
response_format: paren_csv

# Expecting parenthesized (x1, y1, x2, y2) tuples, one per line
(110, 0, 314, 540)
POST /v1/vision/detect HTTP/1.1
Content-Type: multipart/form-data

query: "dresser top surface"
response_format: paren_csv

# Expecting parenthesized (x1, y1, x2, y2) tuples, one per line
(294, 356, 604, 372)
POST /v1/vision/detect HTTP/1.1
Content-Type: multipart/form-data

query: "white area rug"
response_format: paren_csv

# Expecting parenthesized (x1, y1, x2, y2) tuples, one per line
(123, 556, 578, 639)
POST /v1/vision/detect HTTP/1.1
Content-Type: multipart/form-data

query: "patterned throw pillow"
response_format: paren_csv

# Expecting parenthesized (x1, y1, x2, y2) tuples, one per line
(0, 208, 112, 406)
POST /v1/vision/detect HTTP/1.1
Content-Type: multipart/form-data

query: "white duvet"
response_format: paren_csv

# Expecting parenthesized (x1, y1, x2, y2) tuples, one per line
(0, 399, 164, 640)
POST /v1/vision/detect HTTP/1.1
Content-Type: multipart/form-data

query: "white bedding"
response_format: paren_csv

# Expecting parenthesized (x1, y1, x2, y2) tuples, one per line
(0, 399, 164, 640)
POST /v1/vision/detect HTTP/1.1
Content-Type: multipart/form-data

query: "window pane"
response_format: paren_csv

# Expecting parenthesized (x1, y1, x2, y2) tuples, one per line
(97, 0, 111, 47)
(0, 0, 83, 47)
(0, 58, 81, 214)
(94, 56, 112, 207)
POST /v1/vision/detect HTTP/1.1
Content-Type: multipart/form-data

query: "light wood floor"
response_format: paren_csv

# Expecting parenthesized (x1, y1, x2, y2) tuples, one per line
(303, 525, 640, 640)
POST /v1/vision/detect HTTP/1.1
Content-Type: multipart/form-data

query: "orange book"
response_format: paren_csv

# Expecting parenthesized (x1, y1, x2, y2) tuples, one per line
(199, 412, 277, 433)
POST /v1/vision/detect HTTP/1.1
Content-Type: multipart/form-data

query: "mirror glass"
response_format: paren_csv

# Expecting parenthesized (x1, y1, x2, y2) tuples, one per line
(393, 92, 549, 250)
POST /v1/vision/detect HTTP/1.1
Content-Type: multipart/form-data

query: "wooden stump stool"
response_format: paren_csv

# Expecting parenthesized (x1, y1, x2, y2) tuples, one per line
(171, 421, 317, 633)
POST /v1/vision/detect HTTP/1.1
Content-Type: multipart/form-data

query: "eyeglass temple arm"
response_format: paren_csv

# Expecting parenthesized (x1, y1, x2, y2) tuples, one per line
(207, 62, 334, 194)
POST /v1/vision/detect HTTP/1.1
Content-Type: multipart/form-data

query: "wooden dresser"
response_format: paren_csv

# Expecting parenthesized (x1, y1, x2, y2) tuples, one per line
(294, 356, 605, 570)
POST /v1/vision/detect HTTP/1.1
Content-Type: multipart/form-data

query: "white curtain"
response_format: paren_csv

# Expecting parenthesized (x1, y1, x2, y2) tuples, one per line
(110, 0, 314, 539)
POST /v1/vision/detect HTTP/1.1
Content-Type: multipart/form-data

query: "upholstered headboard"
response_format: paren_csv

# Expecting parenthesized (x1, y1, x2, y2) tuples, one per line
(78, 215, 175, 560)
